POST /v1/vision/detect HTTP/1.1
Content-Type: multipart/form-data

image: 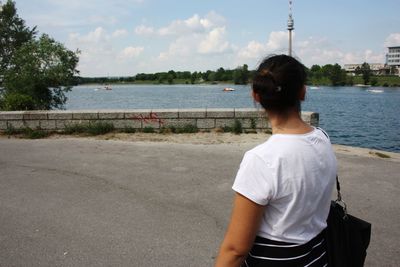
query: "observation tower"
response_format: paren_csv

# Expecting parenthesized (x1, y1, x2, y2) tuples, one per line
(287, 0, 294, 56)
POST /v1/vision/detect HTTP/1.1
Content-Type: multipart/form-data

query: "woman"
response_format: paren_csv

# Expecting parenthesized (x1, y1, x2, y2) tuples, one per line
(215, 55, 337, 267)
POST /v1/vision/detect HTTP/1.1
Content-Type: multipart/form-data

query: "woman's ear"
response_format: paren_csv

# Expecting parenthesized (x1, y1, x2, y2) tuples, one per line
(299, 85, 306, 101)
(252, 91, 261, 103)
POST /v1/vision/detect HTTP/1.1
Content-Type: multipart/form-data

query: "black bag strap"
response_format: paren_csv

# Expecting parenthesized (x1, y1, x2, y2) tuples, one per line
(335, 175, 348, 218)
(317, 127, 330, 140)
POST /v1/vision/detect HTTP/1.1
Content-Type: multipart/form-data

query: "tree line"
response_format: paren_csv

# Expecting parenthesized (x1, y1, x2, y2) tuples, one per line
(76, 65, 251, 85)
(77, 63, 379, 87)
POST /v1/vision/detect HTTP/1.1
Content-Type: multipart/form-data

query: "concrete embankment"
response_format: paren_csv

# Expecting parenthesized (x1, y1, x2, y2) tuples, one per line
(0, 136, 398, 266)
(0, 108, 319, 132)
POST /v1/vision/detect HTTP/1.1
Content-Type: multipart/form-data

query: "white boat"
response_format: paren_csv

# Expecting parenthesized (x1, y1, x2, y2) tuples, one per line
(367, 89, 383, 93)
(223, 87, 235, 92)
(354, 84, 371, 88)
(309, 86, 320, 90)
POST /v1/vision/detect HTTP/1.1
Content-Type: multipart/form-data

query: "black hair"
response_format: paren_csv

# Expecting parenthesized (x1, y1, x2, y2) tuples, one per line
(252, 54, 307, 113)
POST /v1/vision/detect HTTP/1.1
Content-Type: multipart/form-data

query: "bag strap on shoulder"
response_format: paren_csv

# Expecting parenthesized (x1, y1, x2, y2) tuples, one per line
(335, 175, 348, 218)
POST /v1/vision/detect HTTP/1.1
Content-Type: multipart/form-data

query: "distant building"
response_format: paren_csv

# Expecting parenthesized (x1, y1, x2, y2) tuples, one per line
(386, 46, 400, 66)
(386, 46, 400, 75)
(344, 63, 385, 75)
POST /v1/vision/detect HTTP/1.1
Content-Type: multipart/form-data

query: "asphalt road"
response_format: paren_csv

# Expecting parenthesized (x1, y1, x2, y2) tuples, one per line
(0, 138, 399, 267)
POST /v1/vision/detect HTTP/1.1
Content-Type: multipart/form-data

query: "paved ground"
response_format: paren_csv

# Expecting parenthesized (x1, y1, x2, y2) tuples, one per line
(0, 138, 399, 266)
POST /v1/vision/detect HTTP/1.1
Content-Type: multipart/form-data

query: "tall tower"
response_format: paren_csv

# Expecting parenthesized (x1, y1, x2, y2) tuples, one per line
(287, 0, 294, 56)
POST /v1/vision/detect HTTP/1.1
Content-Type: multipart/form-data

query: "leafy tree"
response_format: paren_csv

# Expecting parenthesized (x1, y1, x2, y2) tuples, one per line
(360, 62, 372, 85)
(0, 1, 79, 110)
(233, 64, 249, 84)
(215, 67, 225, 81)
(2, 34, 79, 110)
(0, 0, 36, 76)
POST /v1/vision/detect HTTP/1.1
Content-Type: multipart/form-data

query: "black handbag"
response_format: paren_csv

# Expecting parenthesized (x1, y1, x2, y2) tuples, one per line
(325, 176, 372, 267)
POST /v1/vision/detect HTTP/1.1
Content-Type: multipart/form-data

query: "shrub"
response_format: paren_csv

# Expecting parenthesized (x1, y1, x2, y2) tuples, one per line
(3, 125, 49, 139)
(176, 124, 198, 133)
(1, 92, 35, 111)
(63, 121, 114, 135)
(250, 118, 257, 130)
(86, 122, 114, 135)
(121, 126, 136, 133)
(143, 126, 155, 133)
(4, 124, 20, 135)
(23, 127, 49, 139)
(233, 119, 243, 135)
(222, 125, 233, 133)
(63, 124, 87, 134)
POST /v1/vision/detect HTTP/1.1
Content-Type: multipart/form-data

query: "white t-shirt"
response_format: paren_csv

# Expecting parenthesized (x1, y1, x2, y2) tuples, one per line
(232, 127, 337, 244)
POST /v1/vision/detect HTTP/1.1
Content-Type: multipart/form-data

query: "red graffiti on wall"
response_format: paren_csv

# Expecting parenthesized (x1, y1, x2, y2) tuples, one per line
(130, 112, 164, 125)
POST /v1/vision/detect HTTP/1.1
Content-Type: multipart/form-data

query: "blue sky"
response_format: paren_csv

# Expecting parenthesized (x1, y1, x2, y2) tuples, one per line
(13, 0, 400, 76)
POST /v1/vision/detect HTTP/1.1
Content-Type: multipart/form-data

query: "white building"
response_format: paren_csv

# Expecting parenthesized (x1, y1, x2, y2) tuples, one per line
(386, 46, 400, 66)
(385, 46, 400, 75)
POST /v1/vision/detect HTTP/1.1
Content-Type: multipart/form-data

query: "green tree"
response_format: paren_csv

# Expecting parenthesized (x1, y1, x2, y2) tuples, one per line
(233, 64, 249, 84)
(0, 0, 36, 76)
(360, 62, 372, 85)
(2, 34, 79, 110)
(321, 64, 346, 86)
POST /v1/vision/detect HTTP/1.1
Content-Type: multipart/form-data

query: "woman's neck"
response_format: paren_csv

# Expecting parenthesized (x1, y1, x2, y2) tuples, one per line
(267, 110, 313, 135)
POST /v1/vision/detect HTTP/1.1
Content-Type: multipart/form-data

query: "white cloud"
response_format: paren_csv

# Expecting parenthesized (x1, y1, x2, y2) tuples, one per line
(384, 33, 400, 47)
(139, 11, 226, 37)
(154, 12, 233, 66)
(236, 31, 288, 65)
(67, 27, 144, 76)
(134, 25, 155, 35)
(237, 41, 267, 60)
(112, 29, 128, 38)
(119, 46, 144, 59)
(198, 27, 230, 54)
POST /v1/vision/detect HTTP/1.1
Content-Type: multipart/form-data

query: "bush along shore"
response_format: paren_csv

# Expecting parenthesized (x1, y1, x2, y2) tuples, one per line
(1, 119, 262, 139)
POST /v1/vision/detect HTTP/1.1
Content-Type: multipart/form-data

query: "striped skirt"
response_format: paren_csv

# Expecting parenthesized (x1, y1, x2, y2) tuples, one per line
(242, 231, 327, 267)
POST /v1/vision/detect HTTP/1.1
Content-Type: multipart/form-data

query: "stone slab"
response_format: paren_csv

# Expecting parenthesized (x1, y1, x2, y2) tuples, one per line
(162, 119, 197, 128)
(234, 108, 261, 118)
(151, 109, 179, 119)
(196, 119, 215, 129)
(0, 111, 24, 120)
(23, 112, 48, 120)
(0, 120, 7, 130)
(98, 112, 125, 119)
(206, 108, 234, 118)
(179, 109, 207, 118)
(215, 119, 236, 128)
(40, 120, 57, 130)
(124, 110, 153, 120)
(123, 120, 143, 129)
(72, 112, 99, 120)
(7, 120, 25, 129)
(47, 111, 73, 120)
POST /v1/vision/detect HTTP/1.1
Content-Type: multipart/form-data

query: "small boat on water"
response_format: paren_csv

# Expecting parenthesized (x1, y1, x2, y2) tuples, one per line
(309, 86, 320, 90)
(354, 84, 370, 88)
(367, 89, 384, 93)
(223, 87, 235, 92)
(104, 85, 112, 90)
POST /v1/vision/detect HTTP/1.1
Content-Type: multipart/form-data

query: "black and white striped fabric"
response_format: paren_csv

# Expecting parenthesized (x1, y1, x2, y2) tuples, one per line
(242, 231, 327, 267)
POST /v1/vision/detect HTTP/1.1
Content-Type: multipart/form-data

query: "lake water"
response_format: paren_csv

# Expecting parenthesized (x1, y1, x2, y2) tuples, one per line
(65, 84, 400, 153)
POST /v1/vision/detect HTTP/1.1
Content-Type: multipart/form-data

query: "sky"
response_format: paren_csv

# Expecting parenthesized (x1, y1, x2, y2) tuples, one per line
(11, 0, 400, 77)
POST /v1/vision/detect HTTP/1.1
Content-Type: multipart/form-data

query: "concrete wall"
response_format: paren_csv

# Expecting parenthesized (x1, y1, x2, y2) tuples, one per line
(0, 109, 319, 131)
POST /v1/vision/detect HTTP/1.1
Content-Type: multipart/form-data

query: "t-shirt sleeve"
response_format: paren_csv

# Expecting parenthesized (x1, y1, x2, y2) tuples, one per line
(232, 152, 274, 206)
